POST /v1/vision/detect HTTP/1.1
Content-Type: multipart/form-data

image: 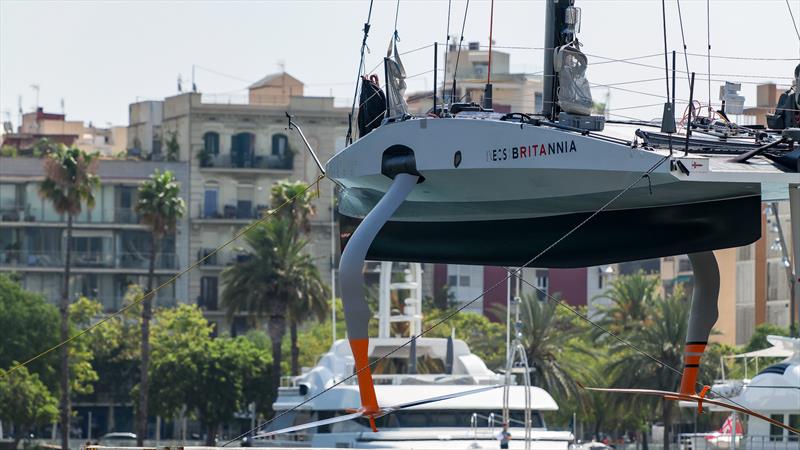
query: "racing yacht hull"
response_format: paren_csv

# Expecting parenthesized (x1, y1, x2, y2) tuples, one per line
(327, 118, 762, 267)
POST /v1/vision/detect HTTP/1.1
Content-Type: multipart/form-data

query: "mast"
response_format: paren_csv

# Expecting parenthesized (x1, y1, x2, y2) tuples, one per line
(542, 0, 574, 120)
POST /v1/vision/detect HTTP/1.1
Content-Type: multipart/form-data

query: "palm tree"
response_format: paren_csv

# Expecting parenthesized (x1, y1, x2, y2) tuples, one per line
(516, 295, 592, 405)
(134, 169, 185, 445)
(270, 180, 327, 375)
(606, 288, 689, 450)
(39, 145, 99, 450)
(221, 217, 329, 392)
(270, 179, 316, 232)
(592, 270, 659, 335)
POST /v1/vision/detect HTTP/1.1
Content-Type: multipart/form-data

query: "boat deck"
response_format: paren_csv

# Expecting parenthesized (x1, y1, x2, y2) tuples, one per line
(601, 122, 798, 200)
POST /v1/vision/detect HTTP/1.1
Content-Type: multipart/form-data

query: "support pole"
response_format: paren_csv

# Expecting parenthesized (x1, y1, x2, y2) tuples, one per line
(790, 185, 800, 336)
(339, 173, 419, 414)
(679, 251, 720, 395)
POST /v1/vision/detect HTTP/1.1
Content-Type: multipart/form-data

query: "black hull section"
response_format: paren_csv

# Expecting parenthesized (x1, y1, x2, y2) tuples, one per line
(339, 195, 762, 268)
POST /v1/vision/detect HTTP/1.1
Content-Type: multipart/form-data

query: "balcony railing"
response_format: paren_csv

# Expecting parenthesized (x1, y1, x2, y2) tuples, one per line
(117, 252, 178, 270)
(0, 250, 177, 270)
(197, 204, 268, 221)
(114, 208, 140, 224)
(199, 153, 293, 171)
(196, 249, 250, 267)
(1, 205, 143, 225)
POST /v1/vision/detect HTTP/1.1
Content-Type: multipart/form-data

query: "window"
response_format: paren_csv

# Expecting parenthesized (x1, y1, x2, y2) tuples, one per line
(459, 275, 470, 286)
(790, 415, 799, 442)
(770, 414, 785, 441)
(231, 132, 255, 168)
(536, 270, 549, 290)
(200, 276, 218, 310)
(236, 185, 254, 219)
(203, 132, 220, 155)
(448, 275, 458, 287)
(271, 133, 289, 157)
(203, 184, 219, 218)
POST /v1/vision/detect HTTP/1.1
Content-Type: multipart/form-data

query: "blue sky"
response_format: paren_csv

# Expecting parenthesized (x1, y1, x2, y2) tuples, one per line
(1, 0, 798, 128)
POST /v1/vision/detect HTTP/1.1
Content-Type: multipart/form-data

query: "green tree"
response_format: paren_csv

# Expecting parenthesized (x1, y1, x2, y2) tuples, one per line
(424, 308, 507, 370)
(606, 287, 690, 450)
(222, 217, 328, 394)
(0, 274, 59, 388)
(517, 295, 592, 405)
(593, 271, 659, 335)
(39, 145, 99, 450)
(0, 366, 58, 449)
(165, 131, 179, 162)
(149, 305, 271, 445)
(270, 180, 328, 375)
(133, 169, 185, 445)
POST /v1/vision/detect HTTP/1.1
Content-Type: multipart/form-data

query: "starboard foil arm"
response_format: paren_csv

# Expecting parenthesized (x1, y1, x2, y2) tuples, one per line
(338, 172, 420, 429)
(679, 251, 720, 395)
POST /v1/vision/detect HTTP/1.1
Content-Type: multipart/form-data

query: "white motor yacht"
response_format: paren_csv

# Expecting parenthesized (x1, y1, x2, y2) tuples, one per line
(253, 337, 573, 450)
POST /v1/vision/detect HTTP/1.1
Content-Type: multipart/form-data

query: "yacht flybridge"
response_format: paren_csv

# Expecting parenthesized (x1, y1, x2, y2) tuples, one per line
(280, 0, 800, 438)
(254, 338, 572, 449)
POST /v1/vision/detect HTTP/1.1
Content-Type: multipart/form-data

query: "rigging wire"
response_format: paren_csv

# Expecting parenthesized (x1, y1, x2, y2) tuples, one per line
(706, 0, 712, 117)
(487, 0, 495, 86)
(443, 0, 453, 109)
(660, 0, 671, 102)
(347, 0, 376, 145)
(393, 0, 401, 42)
(675, 0, 692, 86)
(2, 174, 327, 377)
(787, 0, 800, 58)
(223, 154, 672, 446)
(451, 0, 471, 102)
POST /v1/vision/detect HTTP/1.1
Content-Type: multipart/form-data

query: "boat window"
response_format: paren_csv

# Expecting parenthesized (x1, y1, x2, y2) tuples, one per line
(396, 411, 428, 428)
(789, 415, 799, 442)
(769, 414, 785, 441)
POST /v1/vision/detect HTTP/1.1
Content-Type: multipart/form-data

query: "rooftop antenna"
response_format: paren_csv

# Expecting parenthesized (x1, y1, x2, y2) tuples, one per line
(177, 75, 183, 93)
(60, 98, 65, 115)
(192, 65, 197, 92)
(17, 96, 22, 127)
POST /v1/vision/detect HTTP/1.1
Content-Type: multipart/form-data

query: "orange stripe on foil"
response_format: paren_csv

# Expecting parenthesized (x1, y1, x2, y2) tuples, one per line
(679, 366, 700, 395)
(349, 338, 379, 413)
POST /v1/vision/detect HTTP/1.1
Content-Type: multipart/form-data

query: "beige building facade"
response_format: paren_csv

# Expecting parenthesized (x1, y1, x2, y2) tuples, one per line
(129, 73, 348, 333)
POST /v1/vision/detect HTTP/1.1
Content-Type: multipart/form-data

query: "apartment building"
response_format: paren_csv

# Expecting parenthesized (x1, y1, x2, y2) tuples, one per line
(0, 156, 189, 312)
(406, 41, 544, 115)
(128, 72, 349, 333)
(2, 107, 127, 156)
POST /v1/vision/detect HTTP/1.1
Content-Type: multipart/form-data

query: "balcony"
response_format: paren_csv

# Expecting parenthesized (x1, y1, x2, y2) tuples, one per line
(0, 205, 144, 227)
(0, 250, 177, 271)
(197, 248, 250, 269)
(113, 208, 140, 224)
(195, 203, 268, 223)
(117, 252, 178, 270)
(199, 153, 294, 172)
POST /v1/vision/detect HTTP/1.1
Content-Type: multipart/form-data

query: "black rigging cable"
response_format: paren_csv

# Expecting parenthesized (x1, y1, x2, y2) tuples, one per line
(451, 0, 470, 103)
(347, 0, 376, 145)
(661, 0, 671, 102)
(787, 0, 800, 57)
(443, 0, 453, 109)
(706, 0, 712, 117)
(675, 0, 692, 86)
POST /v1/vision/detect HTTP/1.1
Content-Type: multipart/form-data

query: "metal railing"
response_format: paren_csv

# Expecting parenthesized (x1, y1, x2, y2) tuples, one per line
(679, 434, 799, 450)
(199, 153, 294, 170)
(0, 250, 177, 270)
(197, 204, 268, 221)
